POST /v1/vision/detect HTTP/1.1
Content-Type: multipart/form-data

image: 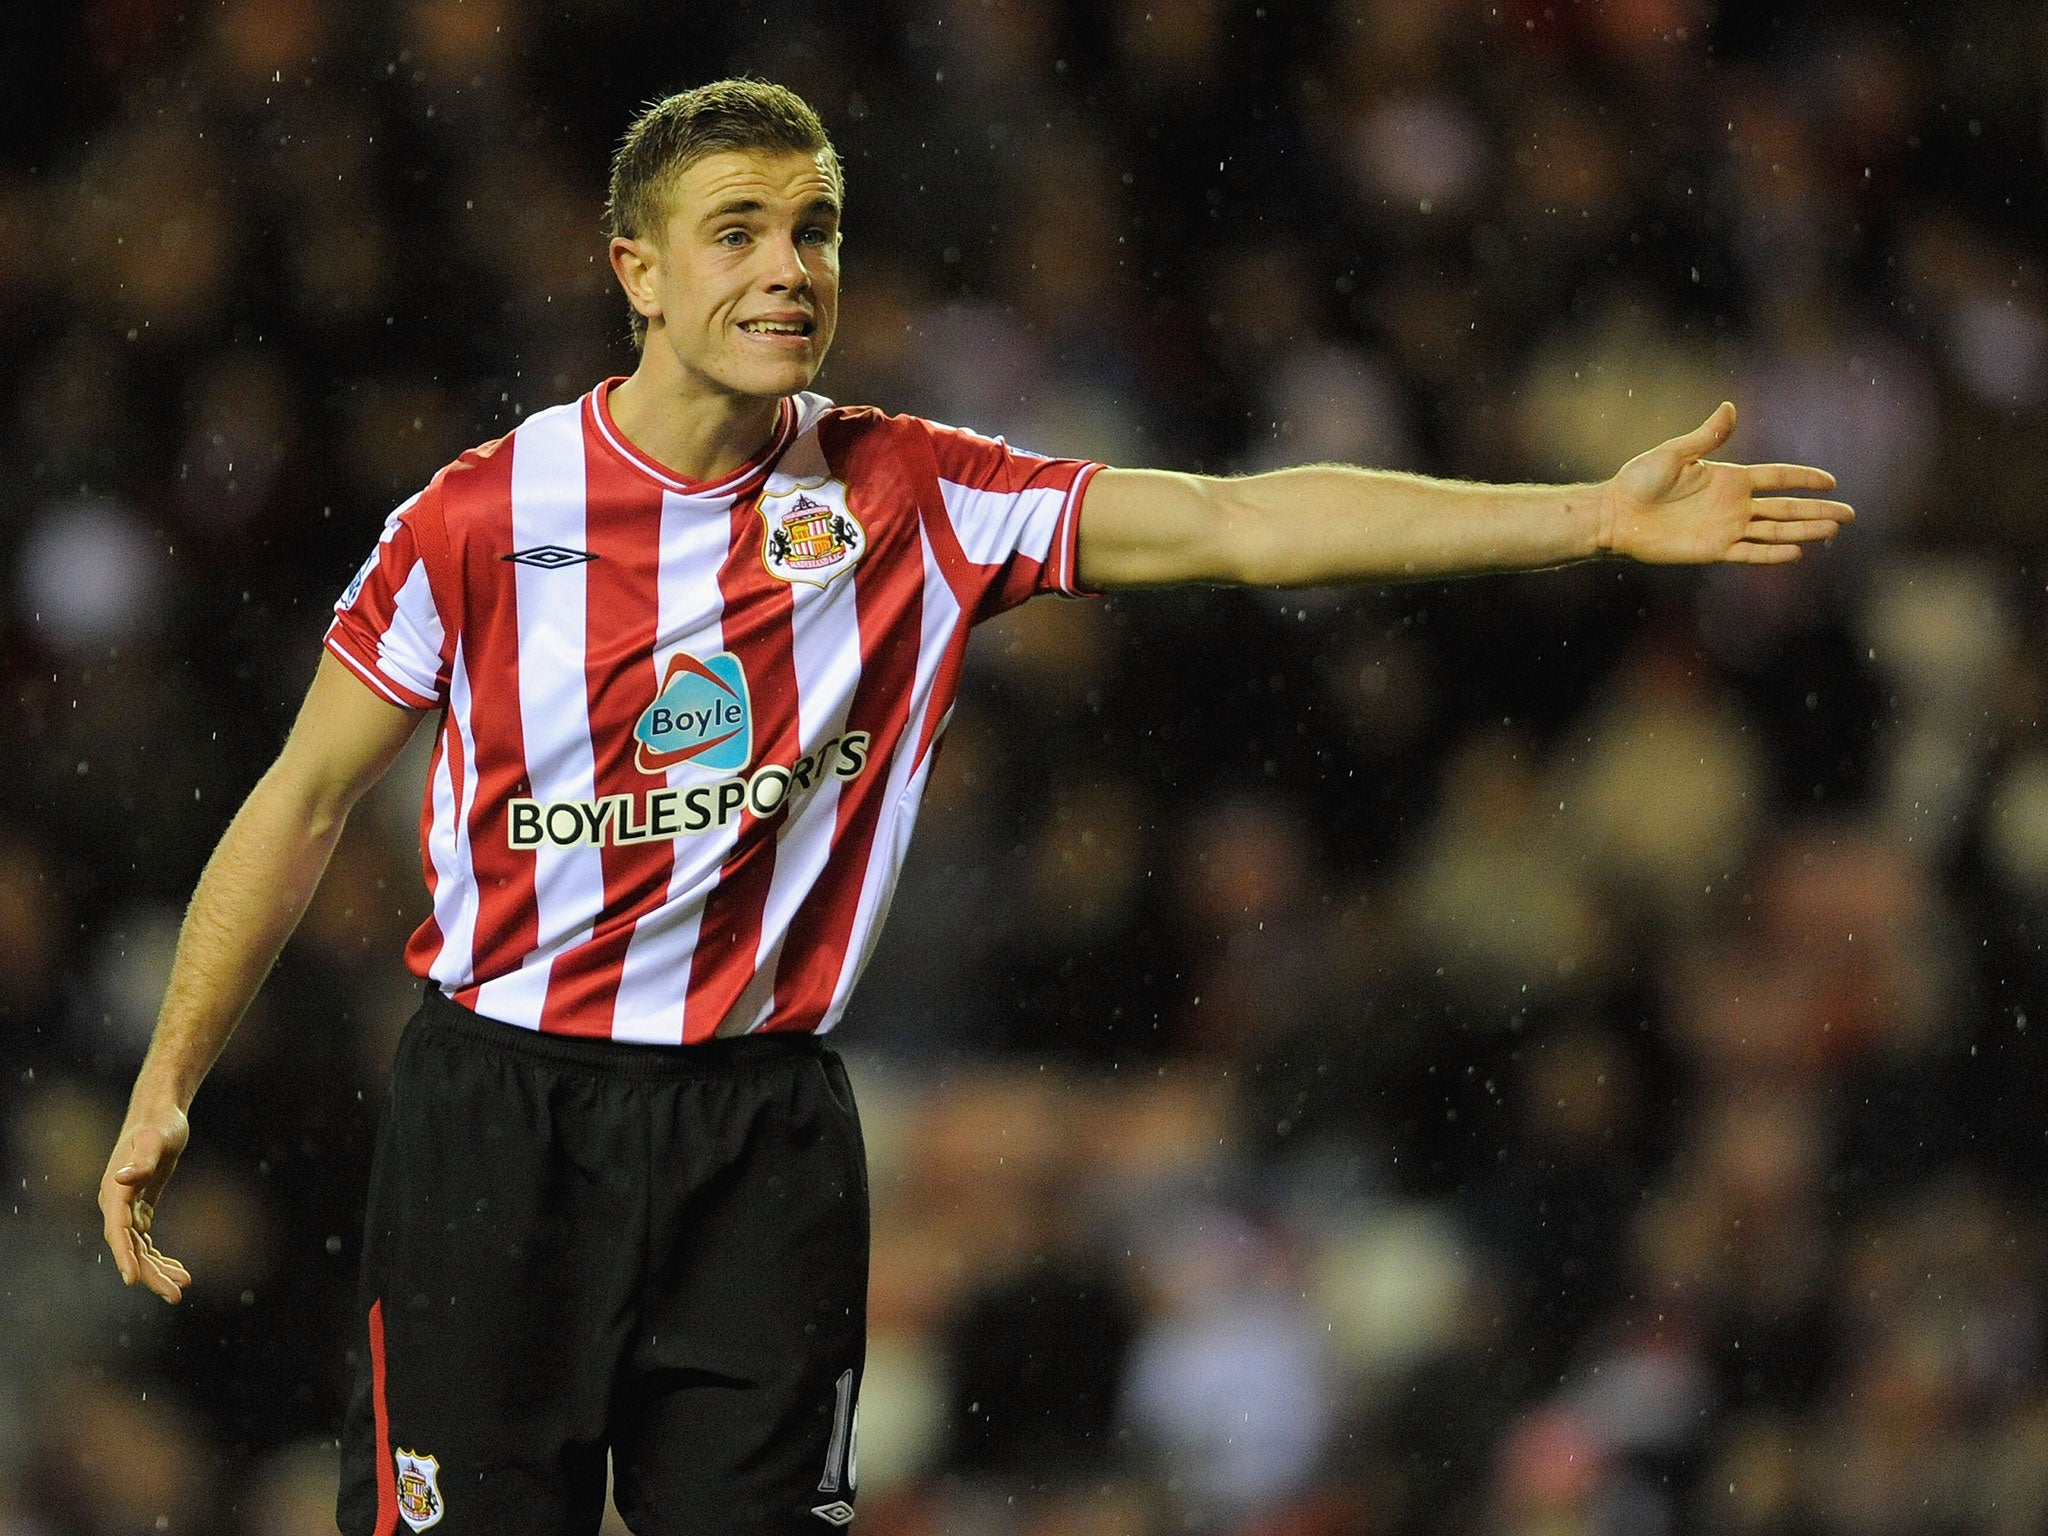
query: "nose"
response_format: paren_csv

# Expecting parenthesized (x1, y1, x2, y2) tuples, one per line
(764, 232, 812, 294)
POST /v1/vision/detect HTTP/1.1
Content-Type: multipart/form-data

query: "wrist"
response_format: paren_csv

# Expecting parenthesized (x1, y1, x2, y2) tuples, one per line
(1580, 481, 1622, 558)
(128, 1060, 198, 1122)
(126, 1091, 193, 1132)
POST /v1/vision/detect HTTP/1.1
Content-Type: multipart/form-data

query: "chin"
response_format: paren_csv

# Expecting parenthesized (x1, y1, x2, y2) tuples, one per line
(742, 362, 823, 399)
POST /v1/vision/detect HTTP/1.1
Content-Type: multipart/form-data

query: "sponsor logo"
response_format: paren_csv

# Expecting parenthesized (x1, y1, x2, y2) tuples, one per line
(340, 550, 377, 609)
(634, 651, 752, 775)
(759, 478, 864, 589)
(502, 545, 599, 569)
(393, 1448, 445, 1531)
(811, 1503, 855, 1526)
(508, 733, 870, 849)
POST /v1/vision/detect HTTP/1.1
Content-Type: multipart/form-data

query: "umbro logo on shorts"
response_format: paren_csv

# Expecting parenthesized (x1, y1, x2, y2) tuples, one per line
(501, 545, 599, 568)
(811, 1503, 855, 1526)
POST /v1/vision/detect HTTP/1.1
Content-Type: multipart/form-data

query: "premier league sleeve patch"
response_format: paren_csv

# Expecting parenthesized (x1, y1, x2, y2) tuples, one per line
(757, 476, 865, 590)
(393, 1448, 445, 1530)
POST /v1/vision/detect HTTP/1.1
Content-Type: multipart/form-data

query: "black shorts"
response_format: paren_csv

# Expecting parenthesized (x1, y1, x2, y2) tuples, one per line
(338, 988, 868, 1536)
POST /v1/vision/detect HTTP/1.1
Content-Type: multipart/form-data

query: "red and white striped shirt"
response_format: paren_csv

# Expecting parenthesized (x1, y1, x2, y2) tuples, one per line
(326, 378, 1099, 1042)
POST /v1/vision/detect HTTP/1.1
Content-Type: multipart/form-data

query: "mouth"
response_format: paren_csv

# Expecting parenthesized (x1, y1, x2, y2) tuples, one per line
(737, 317, 815, 341)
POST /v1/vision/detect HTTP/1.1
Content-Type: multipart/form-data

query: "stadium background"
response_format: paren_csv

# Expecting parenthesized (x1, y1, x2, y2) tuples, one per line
(5, 0, 2048, 1531)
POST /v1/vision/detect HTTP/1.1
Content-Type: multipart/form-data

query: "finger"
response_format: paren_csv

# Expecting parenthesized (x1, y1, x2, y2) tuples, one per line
(1723, 541, 1802, 564)
(137, 1229, 190, 1283)
(1750, 496, 1853, 521)
(1741, 517, 1844, 544)
(1739, 463, 1838, 492)
(1665, 401, 1736, 459)
(113, 1132, 164, 1186)
(142, 1250, 192, 1292)
(137, 1256, 185, 1303)
(105, 1225, 137, 1285)
(135, 1235, 189, 1302)
(100, 1181, 139, 1284)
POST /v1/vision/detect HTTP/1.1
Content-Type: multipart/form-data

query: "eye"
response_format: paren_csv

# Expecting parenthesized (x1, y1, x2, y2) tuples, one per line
(718, 229, 748, 248)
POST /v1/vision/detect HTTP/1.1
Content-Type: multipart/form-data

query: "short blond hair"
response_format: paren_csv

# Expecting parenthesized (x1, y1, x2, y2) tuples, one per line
(606, 79, 842, 346)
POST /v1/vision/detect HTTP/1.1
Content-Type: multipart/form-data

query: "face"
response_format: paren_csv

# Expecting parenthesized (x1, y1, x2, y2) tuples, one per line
(615, 148, 842, 402)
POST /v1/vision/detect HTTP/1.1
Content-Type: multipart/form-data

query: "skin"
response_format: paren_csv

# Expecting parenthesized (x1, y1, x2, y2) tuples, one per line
(99, 656, 421, 1301)
(605, 148, 842, 483)
(1076, 400, 1850, 588)
(98, 143, 1850, 1304)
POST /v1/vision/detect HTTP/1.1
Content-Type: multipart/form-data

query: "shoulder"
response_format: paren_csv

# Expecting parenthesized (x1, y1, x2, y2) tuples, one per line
(811, 406, 1041, 480)
(814, 404, 929, 450)
(431, 435, 508, 509)
(422, 394, 584, 533)
(800, 404, 943, 484)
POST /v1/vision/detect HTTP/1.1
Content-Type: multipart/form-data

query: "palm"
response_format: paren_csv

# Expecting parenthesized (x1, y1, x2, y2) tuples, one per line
(1607, 402, 1851, 565)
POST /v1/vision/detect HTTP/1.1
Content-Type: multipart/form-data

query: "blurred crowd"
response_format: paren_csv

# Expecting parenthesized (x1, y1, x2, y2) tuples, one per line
(6, 0, 2048, 1532)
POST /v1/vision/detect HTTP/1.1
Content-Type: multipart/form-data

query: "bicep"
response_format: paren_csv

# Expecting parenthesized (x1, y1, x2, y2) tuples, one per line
(267, 652, 428, 822)
(1075, 467, 1245, 589)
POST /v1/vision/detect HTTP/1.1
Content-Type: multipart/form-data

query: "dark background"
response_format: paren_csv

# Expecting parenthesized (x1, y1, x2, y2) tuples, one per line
(5, 1, 2048, 1532)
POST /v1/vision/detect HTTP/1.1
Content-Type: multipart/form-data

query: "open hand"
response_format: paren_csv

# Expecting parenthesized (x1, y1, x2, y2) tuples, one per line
(1602, 402, 1852, 564)
(98, 1105, 193, 1303)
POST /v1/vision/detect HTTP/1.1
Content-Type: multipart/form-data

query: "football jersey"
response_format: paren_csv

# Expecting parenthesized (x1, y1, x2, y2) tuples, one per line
(326, 378, 1099, 1042)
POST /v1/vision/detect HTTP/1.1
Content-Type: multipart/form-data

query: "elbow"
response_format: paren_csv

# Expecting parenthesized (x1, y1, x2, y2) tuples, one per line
(301, 802, 350, 846)
(1223, 512, 1298, 587)
(1196, 481, 1279, 586)
(248, 761, 357, 850)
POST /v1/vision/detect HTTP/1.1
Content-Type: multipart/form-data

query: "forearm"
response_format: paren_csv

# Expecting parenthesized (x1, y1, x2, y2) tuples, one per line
(128, 769, 350, 1114)
(1078, 464, 1616, 589)
(1218, 465, 1611, 586)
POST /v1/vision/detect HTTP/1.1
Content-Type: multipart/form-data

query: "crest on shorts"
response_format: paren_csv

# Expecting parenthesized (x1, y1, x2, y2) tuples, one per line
(394, 1448, 445, 1530)
(757, 478, 865, 590)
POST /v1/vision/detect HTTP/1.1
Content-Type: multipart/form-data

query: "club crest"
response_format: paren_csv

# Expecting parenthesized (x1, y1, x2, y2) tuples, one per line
(394, 1448, 445, 1530)
(758, 478, 865, 589)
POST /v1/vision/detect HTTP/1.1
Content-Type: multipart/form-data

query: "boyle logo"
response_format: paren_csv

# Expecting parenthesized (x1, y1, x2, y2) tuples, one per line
(758, 478, 865, 589)
(634, 651, 752, 775)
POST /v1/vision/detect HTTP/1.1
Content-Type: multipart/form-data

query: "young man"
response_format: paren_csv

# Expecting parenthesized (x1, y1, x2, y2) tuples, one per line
(97, 80, 1849, 1536)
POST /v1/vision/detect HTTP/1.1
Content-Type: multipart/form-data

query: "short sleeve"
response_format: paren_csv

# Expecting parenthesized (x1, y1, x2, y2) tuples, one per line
(919, 419, 1103, 619)
(324, 489, 450, 710)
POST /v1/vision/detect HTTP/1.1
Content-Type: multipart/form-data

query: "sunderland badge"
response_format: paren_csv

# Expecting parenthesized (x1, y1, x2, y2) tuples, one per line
(757, 477, 865, 590)
(394, 1448, 445, 1530)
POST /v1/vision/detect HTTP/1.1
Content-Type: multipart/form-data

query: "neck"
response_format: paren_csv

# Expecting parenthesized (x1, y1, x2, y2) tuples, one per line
(607, 350, 785, 484)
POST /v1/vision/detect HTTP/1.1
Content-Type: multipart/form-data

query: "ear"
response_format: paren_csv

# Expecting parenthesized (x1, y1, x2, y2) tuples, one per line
(609, 235, 663, 327)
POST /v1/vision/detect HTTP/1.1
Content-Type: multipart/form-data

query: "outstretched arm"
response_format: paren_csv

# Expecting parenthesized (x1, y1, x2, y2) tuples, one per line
(1075, 402, 1850, 590)
(98, 653, 424, 1303)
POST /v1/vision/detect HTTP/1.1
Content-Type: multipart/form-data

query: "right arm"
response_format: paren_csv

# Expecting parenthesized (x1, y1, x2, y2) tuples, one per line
(1075, 404, 1847, 589)
(98, 653, 425, 1302)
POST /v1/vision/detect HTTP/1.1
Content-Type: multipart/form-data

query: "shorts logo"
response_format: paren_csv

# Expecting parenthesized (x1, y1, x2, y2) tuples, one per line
(393, 1448, 445, 1530)
(811, 1503, 855, 1526)
(634, 651, 752, 775)
(759, 478, 864, 589)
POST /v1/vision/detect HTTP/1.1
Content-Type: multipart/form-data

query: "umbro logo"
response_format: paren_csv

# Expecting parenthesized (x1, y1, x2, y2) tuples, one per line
(810, 1504, 855, 1526)
(502, 545, 598, 569)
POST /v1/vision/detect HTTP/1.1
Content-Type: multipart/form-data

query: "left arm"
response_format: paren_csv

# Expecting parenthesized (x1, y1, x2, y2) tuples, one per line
(1075, 402, 1851, 590)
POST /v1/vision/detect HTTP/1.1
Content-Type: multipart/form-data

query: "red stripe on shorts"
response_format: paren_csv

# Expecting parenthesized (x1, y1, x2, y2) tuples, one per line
(369, 1297, 398, 1536)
